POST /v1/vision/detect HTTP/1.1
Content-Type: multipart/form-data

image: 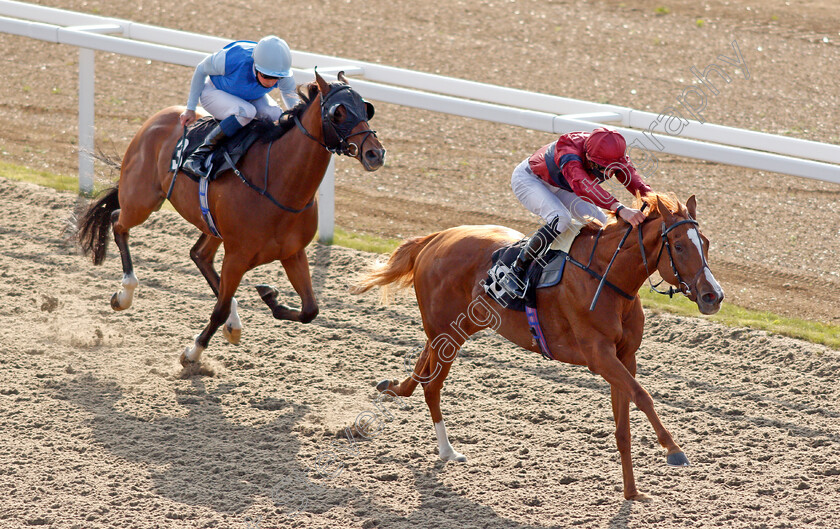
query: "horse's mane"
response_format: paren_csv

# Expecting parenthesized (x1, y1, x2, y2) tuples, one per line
(577, 192, 682, 235)
(252, 81, 321, 143)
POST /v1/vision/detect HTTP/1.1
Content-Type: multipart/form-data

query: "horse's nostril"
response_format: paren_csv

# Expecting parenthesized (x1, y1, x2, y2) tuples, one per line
(365, 149, 385, 164)
(702, 293, 717, 304)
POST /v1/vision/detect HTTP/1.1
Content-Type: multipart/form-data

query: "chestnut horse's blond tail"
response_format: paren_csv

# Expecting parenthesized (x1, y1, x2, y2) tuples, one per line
(354, 232, 441, 303)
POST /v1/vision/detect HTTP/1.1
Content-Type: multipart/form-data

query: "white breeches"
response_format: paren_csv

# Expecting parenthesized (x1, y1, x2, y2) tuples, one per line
(510, 158, 606, 231)
(198, 79, 283, 126)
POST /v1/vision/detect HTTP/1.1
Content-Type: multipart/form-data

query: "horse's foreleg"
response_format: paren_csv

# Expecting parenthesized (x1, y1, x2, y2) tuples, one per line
(611, 386, 650, 501)
(586, 341, 688, 468)
(190, 234, 222, 295)
(259, 249, 318, 323)
(190, 234, 241, 344)
(110, 209, 139, 311)
(181, 255, 247, 366)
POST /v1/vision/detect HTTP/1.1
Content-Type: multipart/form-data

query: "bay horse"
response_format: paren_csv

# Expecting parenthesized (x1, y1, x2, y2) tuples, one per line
(77, 71, 385, 366)
(355, 193, 724, 500)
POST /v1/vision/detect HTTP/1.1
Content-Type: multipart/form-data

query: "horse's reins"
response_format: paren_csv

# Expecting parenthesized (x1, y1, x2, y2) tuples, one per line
(228, 80, 379, 213)
(586, 204, 706, 311)
(639, 215, 707, 299)
(586, 203, 648, 310)
(166, 125, 189, 200)
(174, 79, 376, 217)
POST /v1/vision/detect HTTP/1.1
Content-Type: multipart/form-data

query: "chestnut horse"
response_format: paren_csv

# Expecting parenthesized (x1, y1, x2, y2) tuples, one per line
(356, 193, 724, 500)
(77, 71, 385, 365)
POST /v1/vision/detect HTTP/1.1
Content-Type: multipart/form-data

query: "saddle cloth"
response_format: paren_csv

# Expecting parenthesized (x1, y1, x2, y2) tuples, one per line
(483, 221, 583, 312)
(169, 117, 263, 182)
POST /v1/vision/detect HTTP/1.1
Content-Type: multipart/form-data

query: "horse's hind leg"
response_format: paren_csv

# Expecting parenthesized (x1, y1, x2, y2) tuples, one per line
(190, 234, 242, 344)
(421, 335, 466, 462)
(109, 209, 141, 310)
(378, 334, 466, 462)
(181, 253, 248, 366)
(376, 341, 436, 398)
(108, 172, 165, 310)
(257, 249, 319, 323)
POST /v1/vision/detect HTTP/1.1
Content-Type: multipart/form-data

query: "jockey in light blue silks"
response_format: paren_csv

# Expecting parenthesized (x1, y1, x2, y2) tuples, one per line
(179, 36, 301, 177)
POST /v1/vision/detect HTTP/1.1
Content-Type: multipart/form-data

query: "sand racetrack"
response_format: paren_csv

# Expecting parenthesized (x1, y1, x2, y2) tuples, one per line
(1, 176, 839, 528)
(1, 0, 840, 527)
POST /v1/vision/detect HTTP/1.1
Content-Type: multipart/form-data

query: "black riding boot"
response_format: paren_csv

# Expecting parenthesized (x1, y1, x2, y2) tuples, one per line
(182, 124, 227, 178)
(497, 217, 563, 298)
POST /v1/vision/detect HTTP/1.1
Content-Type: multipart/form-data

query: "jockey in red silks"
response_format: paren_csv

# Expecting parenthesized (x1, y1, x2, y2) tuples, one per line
(498, 127, 653, 298)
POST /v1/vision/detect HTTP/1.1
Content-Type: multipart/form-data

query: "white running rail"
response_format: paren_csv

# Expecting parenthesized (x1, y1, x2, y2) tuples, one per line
(1, 0, 838, 243)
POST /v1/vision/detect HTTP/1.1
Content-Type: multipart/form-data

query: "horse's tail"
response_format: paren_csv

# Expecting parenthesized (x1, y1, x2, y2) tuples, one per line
(77, 185, 119, 265)
(353, 231, 441, 303)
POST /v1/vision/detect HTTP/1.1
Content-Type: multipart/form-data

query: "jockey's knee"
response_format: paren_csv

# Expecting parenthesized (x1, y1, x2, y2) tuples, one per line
(547, 209, 571, 233)
(233, 104, 257, 126)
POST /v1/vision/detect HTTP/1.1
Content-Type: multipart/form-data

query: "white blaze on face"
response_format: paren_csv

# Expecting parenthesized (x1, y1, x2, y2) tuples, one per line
(687, 228, 724, 299)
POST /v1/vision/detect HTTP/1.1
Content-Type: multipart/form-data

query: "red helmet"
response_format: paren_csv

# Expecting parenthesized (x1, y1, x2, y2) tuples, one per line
(584, 128, 628, 167)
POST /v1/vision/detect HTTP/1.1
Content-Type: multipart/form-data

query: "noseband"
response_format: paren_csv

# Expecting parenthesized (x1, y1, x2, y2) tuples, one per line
(294, 83, 378, 158)
(639, 216, 708, 298)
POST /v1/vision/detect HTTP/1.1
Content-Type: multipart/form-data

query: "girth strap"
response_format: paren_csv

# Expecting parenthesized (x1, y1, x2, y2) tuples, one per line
(198, 176, 222, 239)
(525, 306, 554, 360)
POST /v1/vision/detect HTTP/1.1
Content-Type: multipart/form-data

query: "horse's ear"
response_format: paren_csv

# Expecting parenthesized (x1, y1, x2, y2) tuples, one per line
(685, 195, 697, 220)
(337, 71, 348, 84)
(314, 68, 330, 95)
(657, 196, 676, 223)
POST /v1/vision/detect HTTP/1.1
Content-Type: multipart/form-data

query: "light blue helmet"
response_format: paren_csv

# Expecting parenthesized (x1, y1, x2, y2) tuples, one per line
(253, 36, 292, 78)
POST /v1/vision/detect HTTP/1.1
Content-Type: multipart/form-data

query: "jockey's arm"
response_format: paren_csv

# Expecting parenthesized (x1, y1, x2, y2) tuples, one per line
(181, 51, 227, 126)
(565, 161, 646, 226)
(619, 162, 653, 198)
(563, 160, 619, 209)
(614, 163, 651, 226)
(276, 76, 300, 109)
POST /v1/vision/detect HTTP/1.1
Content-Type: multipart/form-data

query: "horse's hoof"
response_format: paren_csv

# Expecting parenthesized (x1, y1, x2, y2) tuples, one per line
(179, 349, 196, 368)
(627, 492, 654, 502)
(375, 379, 392, 393)
(256, 284, 279, 304)
(666, 451, 690, 467)
(110, 292, 126, 311)
(440, 451, 467, 463)
(223, 323, 241, 345)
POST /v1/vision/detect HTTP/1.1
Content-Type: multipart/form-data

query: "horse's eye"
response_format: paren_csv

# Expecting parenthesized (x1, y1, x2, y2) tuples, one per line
(674, 243, 683, 253)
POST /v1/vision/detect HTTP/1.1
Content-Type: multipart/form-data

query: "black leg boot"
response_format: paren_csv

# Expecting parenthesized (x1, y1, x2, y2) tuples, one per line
(182, 124, 227, 178)
(497, 217, 563, 298)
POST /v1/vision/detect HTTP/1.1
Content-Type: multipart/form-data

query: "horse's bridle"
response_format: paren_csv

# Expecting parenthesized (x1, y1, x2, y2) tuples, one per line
(294, 83, 378, 158)
(639, 215, 709, 298)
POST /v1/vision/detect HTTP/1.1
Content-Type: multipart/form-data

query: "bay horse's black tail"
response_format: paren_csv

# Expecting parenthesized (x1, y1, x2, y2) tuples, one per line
(77, 185, 119, 265)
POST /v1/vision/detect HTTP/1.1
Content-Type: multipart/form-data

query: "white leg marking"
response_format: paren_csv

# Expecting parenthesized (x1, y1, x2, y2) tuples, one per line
(115, 271, 138, 310)
(181, 334, 205, 364)
(222, 297, 242, 344)
(434, 421, 467, 462)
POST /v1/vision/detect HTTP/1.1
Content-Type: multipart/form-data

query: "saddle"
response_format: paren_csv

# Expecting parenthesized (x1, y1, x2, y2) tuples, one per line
(169, 117, 263, 182)
(483, 221, 583, 313)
